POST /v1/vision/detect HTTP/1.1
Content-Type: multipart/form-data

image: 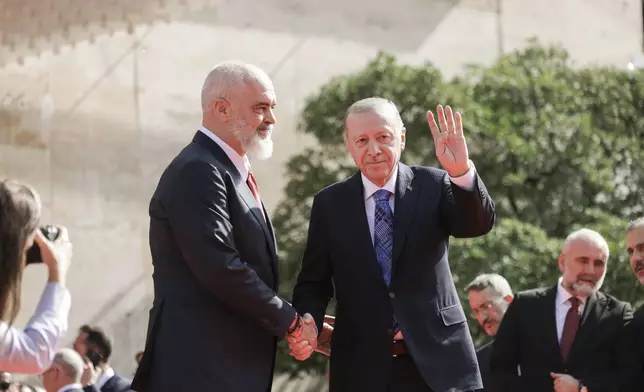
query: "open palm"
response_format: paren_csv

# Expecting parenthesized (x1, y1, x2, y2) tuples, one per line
(427, 105, 470, 177)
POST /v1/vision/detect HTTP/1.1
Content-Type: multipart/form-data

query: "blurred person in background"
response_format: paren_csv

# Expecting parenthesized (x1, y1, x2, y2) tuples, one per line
(41, 349, 85, 392)
(75, 326, 131, 392)
(465, 273, 514, 391)
(0, 179, 73, 374)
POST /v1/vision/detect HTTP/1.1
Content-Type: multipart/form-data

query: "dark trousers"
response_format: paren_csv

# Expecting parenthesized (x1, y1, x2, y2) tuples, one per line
(387, 356, 433, 392)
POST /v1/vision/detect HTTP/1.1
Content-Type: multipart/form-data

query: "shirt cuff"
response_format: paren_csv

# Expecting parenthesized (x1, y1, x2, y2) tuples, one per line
(449, 160, 476, 191)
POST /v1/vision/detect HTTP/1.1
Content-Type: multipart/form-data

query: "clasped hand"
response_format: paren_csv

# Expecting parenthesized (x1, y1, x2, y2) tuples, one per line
(285, 313, 318, 361)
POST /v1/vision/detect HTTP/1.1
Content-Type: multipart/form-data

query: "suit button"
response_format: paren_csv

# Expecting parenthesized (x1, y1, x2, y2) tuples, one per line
(389, 292, 395, 298)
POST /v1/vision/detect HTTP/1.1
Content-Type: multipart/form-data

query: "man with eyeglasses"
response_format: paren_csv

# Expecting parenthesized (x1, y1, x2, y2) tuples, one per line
(465, 273, 514, 390)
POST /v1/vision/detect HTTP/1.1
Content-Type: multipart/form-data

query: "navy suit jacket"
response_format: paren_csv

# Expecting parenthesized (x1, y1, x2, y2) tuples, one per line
(131, 132, 296, 392)
(83, 374, 132, 392)
(293, 163, 495, 392)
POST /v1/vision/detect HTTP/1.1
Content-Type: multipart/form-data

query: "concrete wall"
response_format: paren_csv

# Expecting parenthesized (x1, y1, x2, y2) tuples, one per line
(0, 0, 641, 381)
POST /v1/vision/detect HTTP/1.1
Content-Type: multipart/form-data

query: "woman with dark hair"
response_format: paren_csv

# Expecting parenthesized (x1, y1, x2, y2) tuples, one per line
(0, 179, 73, 374)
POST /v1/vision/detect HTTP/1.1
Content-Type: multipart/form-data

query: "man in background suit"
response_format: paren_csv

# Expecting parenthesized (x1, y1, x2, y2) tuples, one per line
(77, 327, 131, 392)
(490, 229, 634, 392)
(626, 217, 644, 391)
(291, 97, 496, 392)
(42, 349, 86, 392)
(131, 61, 316, 392)
(465, 273, 514, 390)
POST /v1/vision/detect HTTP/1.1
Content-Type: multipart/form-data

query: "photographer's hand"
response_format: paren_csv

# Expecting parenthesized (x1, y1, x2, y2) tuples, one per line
(35, 226, 72, 287)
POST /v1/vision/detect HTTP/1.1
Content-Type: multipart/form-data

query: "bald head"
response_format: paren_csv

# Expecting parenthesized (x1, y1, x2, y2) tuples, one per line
(562, 228, 610, 258)
(201, 61, 272, 114)
(53, 348, 84, 382)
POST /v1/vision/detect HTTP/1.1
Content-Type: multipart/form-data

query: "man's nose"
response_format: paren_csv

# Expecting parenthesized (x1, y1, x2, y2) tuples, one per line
(265, 108, 276, 124)
(367, 141, 381, 156)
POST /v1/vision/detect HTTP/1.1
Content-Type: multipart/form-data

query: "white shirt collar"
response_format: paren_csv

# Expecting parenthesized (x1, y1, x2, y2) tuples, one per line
(198, 126, 250, 180)
(57, 383, 83, 392)
(95, 366, 115, 389)
(361, 165, 398, 200)
(556, 277, 587, 306)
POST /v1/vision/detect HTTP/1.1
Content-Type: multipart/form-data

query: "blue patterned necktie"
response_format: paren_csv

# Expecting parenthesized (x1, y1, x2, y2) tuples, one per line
(373, 189, 399, 334)
(374, 189, 394, 286)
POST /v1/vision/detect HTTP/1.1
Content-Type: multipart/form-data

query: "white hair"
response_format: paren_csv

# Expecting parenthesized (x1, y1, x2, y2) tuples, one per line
(627, 217, 644, 232)
(200, 61, 270, 113)
(465, 273, 513, 297)
(562, 228, 610, 259)
(52, 348, 84, 382)
(344, 97, 404, 134)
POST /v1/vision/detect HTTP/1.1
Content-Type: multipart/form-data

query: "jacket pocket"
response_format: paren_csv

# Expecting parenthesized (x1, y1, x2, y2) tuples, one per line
(439, 304, 466, 326)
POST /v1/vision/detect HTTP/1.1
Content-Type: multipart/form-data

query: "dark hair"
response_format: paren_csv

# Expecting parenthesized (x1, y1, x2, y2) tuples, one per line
(85, 327, 113, 363)
(0, 179, 41, 325)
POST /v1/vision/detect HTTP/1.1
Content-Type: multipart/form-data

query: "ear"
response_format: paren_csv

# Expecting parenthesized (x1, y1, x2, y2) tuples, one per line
(504, 294, 514, 304)
(212, 98, 231, 121)
(400, 127, 406, 149)
(558, 253, 566, 273)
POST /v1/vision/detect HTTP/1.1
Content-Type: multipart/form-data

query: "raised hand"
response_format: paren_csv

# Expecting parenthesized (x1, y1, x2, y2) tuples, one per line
(285, 313, 318, 361)
(426, 105, 470, 177)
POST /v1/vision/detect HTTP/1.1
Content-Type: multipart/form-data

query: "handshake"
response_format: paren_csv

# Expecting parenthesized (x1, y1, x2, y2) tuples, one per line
(285, 314, 335, 361)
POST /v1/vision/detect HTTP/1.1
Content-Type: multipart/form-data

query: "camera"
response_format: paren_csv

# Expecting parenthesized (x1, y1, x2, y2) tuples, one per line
(25, 225, 60, 265)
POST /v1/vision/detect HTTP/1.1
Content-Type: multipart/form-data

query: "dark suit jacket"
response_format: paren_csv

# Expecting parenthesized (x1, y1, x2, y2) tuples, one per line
(131, 131, 296, 392)
(476, 340, 493, 391)
(83, 374, 132, 392)
(627, 305, 644, 391)
(489, 286, 634, 392)
(292, 163, 495, 392)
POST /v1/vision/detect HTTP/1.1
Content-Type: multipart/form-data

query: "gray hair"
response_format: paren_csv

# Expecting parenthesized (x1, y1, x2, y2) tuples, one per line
(562, 228, 610, 259)
(344, 97, 404, 135)
(200, 61, 270, 113)
(52, 349, 84, 382)
(627, 217, 644, 232)
(465, 273, 513, 297)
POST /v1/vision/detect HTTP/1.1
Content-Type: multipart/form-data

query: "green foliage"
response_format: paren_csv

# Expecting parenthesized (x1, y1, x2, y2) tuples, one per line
(272, 41, 644, 374)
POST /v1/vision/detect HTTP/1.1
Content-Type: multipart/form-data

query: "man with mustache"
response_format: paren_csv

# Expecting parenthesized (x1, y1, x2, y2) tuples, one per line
(489, 228, 633, 392)
(626, 217, 644, 391)
(291, 97, 496, 392)
(465, 274, 514, 391)
(131, 61, 317, 392)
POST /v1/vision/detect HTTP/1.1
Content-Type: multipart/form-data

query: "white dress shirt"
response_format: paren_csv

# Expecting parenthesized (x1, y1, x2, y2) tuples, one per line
(362, 162, 477, 244)
(0, 282, 71, 374)
(555, 277, 586, 342)
(198, 126, 249, 181)
(58, 383, 83, 392)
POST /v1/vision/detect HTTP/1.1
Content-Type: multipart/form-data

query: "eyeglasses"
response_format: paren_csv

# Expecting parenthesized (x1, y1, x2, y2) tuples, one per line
(470, 297, 504, 318)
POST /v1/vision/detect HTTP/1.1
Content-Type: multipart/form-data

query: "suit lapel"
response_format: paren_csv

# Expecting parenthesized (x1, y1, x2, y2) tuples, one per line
(391, 164, 418, 276)
(541, 286, 564, 364)
(346, 173, 389, 287)
(192, 131, 278, 272)
(567, 292, 604, 363)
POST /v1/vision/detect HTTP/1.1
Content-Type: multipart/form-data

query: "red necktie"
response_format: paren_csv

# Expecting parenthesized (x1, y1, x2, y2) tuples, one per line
(560, 296, 581, 361)
(246, 170, 265, 220)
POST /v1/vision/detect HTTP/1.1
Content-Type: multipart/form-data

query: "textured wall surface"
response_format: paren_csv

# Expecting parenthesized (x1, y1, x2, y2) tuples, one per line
(0, 0, 641, 382)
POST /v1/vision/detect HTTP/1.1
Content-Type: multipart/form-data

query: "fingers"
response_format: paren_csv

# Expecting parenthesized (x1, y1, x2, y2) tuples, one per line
(323, 315, 335, 325)
(302, 313, 315, 324)
(454, 111, 463, 136)
(445, 106, 455, 134)
(426, 110, 440, 140)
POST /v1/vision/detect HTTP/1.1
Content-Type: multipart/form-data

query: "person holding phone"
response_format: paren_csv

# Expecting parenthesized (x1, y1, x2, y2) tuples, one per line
(0, 179, 73, 374)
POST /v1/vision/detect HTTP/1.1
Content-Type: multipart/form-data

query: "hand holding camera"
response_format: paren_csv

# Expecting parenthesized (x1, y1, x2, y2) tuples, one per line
(29, 225, 73, 286)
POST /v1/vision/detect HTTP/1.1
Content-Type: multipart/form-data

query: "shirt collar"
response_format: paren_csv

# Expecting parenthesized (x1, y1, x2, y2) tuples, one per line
(361, 165, 398, 201)
(556, 277, 587, 306)
(198, 126, 250, 180)
(58, 383, 83, 392)
(96, 366, 115, 389)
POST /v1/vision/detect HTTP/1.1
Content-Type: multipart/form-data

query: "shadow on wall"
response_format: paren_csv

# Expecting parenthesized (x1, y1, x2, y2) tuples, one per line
(183, 0, 460, 52)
